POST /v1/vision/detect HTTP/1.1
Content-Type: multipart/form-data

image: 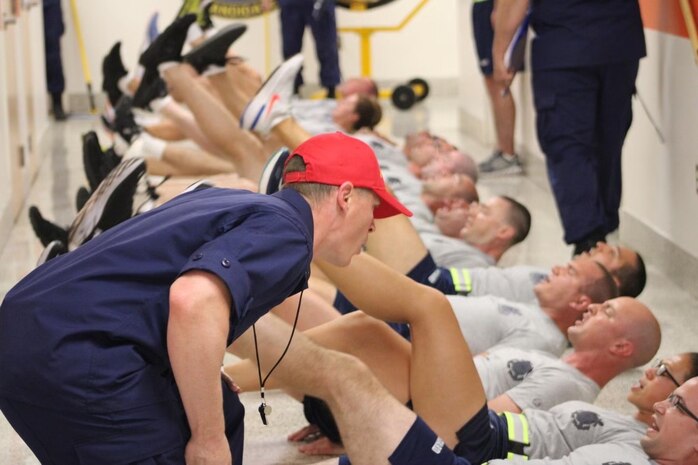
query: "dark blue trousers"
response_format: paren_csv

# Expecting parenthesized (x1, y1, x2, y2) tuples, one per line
(0, 382, 245, 464)
(532, 61, 639, 244)
(42, 1, 65, 96)
(279, 0, 341, 89)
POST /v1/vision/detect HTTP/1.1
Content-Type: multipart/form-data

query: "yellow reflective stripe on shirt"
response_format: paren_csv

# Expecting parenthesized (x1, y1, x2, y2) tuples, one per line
(449, 268, 473, 294)
(503, 411, 530, 459)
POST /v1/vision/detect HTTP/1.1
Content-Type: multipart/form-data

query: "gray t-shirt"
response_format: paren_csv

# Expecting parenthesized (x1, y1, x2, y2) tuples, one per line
(467, 266, 549, 304)
(490, 442, 655, 465)
(291, 98, 340, 135)
(525, 401, 647, 459)
(447, 296, 567, 356)
(422, 232, 495, 268)
(475, 347, 600, 410)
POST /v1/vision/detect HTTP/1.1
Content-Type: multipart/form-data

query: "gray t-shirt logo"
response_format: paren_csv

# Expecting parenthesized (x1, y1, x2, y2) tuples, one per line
(386, 176, 402, 187)
(507, 359, 533, 381)
(572, 410, 605, 430)
(498, 304, 522, 316)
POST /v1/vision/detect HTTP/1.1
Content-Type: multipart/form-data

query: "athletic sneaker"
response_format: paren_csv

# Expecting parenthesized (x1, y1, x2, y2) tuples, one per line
(139, 14, 196, 70)
(101, 42, 129, 107)
(240, 54, 304, 136)
(113, 96, 141, 144)
(75, 186, 91, 212)
(478, 151, 523, 176)
(133, 68, 167, 110)
(36, 240, 67, 267)
(28, 206, 69, 247)
(68, 158, 146, 250)
(183, 23, 247, 74)
(82, 131, 108, 192)
(258, 147, 290, 195)
(176, 0, 214, 30)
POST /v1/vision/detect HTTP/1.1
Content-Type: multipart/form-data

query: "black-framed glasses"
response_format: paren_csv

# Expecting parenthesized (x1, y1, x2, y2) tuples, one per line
(668, 393, 698, 424)
(655, 360, 681, 387)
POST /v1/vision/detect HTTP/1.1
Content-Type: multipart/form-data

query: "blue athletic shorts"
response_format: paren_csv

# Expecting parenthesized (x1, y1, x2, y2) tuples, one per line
(472, 0, 495, 75)
(454, 405, 509, 463)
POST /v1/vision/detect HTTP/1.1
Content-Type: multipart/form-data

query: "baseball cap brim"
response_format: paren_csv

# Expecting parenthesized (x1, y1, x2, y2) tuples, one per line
(371, 187, 412, 219)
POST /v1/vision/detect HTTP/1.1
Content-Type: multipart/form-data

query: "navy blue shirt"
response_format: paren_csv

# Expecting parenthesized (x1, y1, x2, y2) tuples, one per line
(0, 188, 313, 412)
(530, 0, 646, 70)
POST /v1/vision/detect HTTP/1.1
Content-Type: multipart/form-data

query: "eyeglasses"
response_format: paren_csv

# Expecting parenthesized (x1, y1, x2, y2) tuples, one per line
(668, 393, 698, 424)
(655, 360, 681, 387)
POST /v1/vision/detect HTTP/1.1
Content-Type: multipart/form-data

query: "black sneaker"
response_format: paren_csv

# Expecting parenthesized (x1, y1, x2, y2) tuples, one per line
(82, 131, 108, 191)
(75, 186, 91, 212)
(572, 234, 606, 257)
(36, 240, 68, 267)
(68, 158, 146, 250)
(258, 147, 290, 195)
(113, 96, 141, 144)
(133, 68, 168, 110)
(102, 42, 129, 107)
(199, 0, 214, 31)
(139, 14, 197, 71)
(183, 23, 247, 74)
(28, 206, 69, 247)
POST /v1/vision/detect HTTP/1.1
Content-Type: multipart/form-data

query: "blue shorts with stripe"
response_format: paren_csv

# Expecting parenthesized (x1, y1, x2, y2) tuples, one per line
(337, 405, 513, 465)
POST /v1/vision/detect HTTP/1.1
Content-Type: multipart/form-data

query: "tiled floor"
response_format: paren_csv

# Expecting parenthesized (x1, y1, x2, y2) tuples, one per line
(0, 98, 696, 464)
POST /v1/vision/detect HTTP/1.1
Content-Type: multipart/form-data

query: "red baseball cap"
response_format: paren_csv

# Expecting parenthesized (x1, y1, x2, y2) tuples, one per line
(283, 132, 412, 219)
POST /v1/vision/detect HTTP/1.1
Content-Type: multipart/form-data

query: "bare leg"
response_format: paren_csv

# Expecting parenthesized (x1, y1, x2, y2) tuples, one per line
(158, 98, 226, 156)
(365, 214, 429, 274)
(271, 288, 341, 330)
(484, 75, 516, 155)
(316, 253, 486, 447)
(230, 313, 414, 465)
(162, 63, 269, 179)
(145, 144, 236, 177)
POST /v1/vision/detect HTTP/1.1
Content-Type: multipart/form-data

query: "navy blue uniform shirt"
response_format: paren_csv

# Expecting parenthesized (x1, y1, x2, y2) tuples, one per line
(0, 187, 313, 412)
(530, 0, 646, 70)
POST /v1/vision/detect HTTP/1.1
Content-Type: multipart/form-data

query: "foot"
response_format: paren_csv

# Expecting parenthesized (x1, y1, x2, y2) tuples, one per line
(183, 23, 247, 74)
(133, 67, 167, 110)
(258, 147, 290, 195)
(478, 150, 523, 177)
(113, 96, 141, 144)
(28, 206, 69, 247)
(82, 131, 109, 192)
(75, 186, 91, 212)
(35, 240, 68, 267)
(68, 158, 146, 250)
(102, 42, 129, 106)
(240, 54, 304, 135)
(139, 14, 197, 71)
(297, 436, 345, 456)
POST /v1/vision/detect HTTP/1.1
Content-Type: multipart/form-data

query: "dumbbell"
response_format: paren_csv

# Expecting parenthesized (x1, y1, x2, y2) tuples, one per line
(391, 78, 430, 110)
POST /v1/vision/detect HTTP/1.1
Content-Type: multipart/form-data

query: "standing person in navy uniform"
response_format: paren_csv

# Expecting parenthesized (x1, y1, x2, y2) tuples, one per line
(263, 0, 342, 97)
(493, 0, 646, 255)
(0, 133, 410, 465)
(42, 0, 68, 120)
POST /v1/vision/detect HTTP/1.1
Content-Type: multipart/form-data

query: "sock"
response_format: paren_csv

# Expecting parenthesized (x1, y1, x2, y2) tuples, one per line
(186, 22, 204, 47)
(157, 61, 179, 76)
(125, 133, 167, 160)
(202, 64, 226, 77)
(149, 95, 173, 113)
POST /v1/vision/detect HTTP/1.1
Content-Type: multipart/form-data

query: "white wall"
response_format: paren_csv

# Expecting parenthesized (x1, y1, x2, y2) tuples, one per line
(458, 16, 698, 263)
(60, 0, 458, 96)
(623, 29, 698, 259)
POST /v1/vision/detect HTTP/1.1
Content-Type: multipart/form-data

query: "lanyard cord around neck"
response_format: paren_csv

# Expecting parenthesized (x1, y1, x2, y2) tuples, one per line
(251, 290, 304, 424)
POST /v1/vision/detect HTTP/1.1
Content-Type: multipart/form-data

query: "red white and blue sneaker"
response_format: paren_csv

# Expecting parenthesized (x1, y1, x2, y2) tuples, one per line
(240, 54, 303, 136)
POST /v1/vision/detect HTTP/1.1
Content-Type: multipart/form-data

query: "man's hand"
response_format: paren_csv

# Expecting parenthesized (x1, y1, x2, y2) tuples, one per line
(185, 434, 232, 465)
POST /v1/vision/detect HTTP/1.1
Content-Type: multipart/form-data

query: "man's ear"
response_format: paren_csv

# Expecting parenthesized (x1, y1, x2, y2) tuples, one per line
(336, 182, 354, 212)
(570, 295, 592, 314)
(497, 225, 515, 244)
(609, 339, 633, 358)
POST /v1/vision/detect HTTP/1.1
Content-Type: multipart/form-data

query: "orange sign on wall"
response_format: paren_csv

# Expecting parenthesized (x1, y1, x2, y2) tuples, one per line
(639, 0, 698, 38)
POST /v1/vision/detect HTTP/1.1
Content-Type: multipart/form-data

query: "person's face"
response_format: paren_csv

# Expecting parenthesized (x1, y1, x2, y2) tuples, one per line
(459, 197, 510, 245)
(567, 297, 632, 349)
(628, 355, 693, 412)
(407, 142, 441, 167)
(422, 174, 473, 211)
(337, 78, 373, 98)
(434, 201, 470, 238)
(640, 378, 698, 461)
(331, 94, 359, 130)
(581, 242, 638, 276)
(534, 256, 602, 308)
(419, 151, 461, 179)
(321, 187, 378, 267)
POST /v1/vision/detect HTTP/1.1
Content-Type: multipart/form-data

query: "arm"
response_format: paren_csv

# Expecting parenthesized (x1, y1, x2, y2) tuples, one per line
(168, 270, 233, 465)
(488, 393, 523, 414)
(492, 0, 530, 88)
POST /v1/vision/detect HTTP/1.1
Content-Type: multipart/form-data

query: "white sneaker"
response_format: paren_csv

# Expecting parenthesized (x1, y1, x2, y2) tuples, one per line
(240, 54, 304, 136)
